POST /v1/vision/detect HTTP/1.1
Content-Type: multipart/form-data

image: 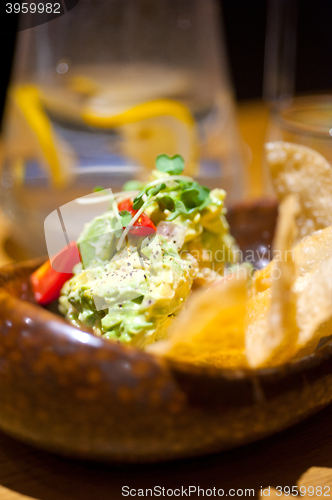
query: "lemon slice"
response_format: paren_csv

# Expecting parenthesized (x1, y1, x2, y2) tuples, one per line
(82, 99, 199, 175)
(9, 85, 75, 187)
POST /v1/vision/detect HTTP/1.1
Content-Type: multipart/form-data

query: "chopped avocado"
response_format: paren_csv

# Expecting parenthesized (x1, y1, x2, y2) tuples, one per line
(77, 211, 122, 268)
(60, 234, 193, 347)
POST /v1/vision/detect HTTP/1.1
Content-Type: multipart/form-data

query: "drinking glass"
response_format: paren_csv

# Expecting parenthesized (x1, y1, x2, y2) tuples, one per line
(0, 0, 246, 257)
(264, 95, 332, 194)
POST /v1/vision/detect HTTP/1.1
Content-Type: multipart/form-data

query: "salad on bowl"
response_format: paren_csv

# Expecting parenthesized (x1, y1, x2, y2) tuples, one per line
(3, 144, 332, 462)
(30, 144, 332, 371)
(31, 154, 238, 349)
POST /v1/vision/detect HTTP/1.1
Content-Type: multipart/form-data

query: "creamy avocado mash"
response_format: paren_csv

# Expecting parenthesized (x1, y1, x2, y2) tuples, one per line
(59, 154, 238, 347)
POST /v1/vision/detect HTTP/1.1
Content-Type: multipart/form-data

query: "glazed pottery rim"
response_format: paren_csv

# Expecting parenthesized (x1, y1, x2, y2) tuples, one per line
(0, 255, 330, 385)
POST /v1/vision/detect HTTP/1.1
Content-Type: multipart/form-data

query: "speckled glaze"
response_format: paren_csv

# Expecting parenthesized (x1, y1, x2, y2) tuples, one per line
(0, 199, 332, 462)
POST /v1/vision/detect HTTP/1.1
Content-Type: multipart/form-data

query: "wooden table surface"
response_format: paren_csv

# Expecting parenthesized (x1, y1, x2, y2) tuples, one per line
(1, 404, 332, 500)
(1, 101, 332, 500)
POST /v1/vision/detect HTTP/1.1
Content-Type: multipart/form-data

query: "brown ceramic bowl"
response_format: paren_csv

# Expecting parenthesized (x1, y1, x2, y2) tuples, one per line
(1, 199, 332, 463)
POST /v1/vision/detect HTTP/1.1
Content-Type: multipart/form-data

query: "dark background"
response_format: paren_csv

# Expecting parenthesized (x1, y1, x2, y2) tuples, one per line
(222, 0, 332, 101)
(0, 0, 331, 127)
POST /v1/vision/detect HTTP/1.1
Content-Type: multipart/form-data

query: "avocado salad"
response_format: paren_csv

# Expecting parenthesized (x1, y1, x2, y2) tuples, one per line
(58, 154, 238, 348)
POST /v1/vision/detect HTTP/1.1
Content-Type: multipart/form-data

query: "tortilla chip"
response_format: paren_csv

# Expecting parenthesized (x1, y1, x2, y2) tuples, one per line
(150, 266, 250, 369)
(251, 261, 273, 295)
(292, 225, 332, 277)
(298, 467, 332, 489)
(251, 222, 332, 360)
(245, 195, 299, 367)
(294, 255, 332, 351)
(265, 141, 332, 239)
(252, 224, 332, 296)
(261, 467, 332, 498)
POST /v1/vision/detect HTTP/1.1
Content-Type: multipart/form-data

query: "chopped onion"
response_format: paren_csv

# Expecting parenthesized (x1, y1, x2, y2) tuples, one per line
(157, 221, 186, 250)
(74, 190, 139, 205)
(116, 203, 147, 251)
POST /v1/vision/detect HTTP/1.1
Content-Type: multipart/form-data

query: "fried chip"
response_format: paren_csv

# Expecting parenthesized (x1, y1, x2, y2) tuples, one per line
(294, 255, 332, 353)
(251, 224, 332, 297)
(265, 141, 332, 239)
(292, 225, 332, 277)
(249, 215, 332, 364)
(245, 195, 300, 368)
(261, 466, 332, 499)
(291, 226, 332, 354)
(297, 467, 332, 490)
(245, 288, 271, 363)
(251, 261, 273, 296)
(149, 266, 250, 369)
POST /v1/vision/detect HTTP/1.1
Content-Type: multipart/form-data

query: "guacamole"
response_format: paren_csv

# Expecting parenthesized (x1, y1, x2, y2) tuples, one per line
(59, 154, 238, 347)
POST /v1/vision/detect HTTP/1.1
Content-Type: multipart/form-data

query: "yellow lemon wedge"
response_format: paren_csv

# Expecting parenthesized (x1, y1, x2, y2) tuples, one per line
(9, 85, 75, 187)
(82, 98, 199, 175)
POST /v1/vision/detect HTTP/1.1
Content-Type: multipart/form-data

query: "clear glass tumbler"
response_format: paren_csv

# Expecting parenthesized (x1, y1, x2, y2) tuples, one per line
(264, 95, 332, 194)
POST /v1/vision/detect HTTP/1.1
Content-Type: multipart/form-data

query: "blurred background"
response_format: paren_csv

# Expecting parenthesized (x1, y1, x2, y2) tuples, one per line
(0, 0, 331, 261)
(1, 1, 331, 115)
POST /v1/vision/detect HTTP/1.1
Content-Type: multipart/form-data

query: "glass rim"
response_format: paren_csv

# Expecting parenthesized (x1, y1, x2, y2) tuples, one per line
(270, 94, 332, 140)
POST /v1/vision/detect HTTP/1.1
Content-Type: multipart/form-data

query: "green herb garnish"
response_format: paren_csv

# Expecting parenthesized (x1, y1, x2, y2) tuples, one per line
(122, 180, 145, 191)
(155, 154, 185, 175)
(157, 195, 175, 212)
(93, 186, 106, 192)
(131, 154, 211, 222)
(147, 182, 166, 196)
(132, 192, 145, 210)
(119, 210, 132, 226)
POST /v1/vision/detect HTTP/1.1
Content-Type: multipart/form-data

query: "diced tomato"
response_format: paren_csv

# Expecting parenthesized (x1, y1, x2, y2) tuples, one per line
(118, 199, 134, 213)
(30, 241, 81, 305)
(118, 198, 156, 236)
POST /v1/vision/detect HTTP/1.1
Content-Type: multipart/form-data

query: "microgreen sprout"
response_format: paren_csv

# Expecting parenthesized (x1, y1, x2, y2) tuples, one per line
(122, 180, 145, 191)
(119, 210, 133, 227)
(155, 154, 185, 175)
(131, 154, 212, 221)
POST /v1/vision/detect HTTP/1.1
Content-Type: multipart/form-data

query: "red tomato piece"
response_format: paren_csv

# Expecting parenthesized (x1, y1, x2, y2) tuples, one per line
(118, 199, 156, 236)
(30, 241, 81, 305)
(118, 199, 135, 213)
